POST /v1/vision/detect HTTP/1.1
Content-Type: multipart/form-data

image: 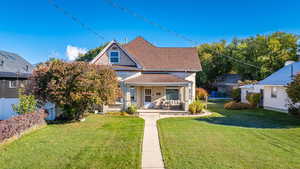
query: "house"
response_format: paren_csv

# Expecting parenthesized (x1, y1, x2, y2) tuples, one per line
(213, 74, 241, 97)
(258, 61, 300, 112)
(0, 50, 34, 120)
(240, 84, 263, 104)
(90, 37, 202, 112)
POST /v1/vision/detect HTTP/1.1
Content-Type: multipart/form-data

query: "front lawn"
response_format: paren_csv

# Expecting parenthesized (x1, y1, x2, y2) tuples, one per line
(158, 102, 300, 169)
(0, 115, 144, 169)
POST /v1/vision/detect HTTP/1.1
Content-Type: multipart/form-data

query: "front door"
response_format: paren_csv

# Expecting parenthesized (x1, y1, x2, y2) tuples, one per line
(144, 88, 152, 108)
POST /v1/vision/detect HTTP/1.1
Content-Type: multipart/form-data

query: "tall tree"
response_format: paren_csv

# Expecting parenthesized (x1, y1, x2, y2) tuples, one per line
(196, 41, 232, 89)
(76, 43, 108, 62)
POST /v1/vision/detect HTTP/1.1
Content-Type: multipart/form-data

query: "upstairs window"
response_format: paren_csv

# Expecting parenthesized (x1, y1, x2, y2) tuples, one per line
(109, 50, 120, 64)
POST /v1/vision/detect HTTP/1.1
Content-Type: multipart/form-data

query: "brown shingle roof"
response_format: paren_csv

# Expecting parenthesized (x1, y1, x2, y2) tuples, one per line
(125, 73, 190, 85)
(122, 37, 202, 71)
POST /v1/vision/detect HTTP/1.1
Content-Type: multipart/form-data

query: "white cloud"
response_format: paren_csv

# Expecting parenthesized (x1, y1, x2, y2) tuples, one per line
(66, 45, 87, 61)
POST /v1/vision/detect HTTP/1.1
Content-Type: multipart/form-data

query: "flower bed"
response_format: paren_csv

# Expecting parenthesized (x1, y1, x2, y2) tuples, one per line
(0, 112, 47, 144)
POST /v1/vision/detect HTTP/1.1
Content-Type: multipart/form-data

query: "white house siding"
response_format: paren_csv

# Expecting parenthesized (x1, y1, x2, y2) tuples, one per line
(0, 98, 18, 120)
(240, 85, 263, 103)
(116, 71, 141, 81)
(0, 98, 56, 120)
(263, 86, 289, 112)
(170, 72, 196, 102)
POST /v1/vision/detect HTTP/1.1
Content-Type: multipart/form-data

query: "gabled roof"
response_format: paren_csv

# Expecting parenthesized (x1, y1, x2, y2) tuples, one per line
(259, 62, 300, 86)
(122, 37, 202, 71)
(0, 50, 34, 75)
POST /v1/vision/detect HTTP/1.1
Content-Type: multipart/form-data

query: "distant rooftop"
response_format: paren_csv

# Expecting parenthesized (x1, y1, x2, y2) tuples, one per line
(0, 50, 34, 74)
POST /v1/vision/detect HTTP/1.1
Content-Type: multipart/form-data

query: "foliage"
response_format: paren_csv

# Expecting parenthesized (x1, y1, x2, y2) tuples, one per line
(238, 80, 258, 86)
(126, 104, 138, 114)
(196, 32, 298, 88)
(231, 88, 241, 101)
(28, 60, 118, 120)
(195, 88, 208, 100)
(287, 73, 300, 104)
(246, 93, 261, 107)
(0, 112, 47, 143)
(196, 41, 232, 89)
(288, 104, 300, 116)
(189, 101, 205, 114)
(12, 90, 37, 114)
(224, 101, 252, 110)
(76, 43, 108, 62)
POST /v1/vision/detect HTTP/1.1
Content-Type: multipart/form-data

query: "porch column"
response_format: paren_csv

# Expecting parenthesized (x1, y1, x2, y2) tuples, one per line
(183, 85, 190, 111)
(123, 84, 131, 110)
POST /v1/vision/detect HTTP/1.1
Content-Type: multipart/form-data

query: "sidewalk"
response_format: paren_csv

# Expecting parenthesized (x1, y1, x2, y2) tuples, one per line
(140, 113, 165, 169)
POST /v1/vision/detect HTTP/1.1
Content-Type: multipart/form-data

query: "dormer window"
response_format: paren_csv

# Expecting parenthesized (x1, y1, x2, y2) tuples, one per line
(109, 50, 120, 64)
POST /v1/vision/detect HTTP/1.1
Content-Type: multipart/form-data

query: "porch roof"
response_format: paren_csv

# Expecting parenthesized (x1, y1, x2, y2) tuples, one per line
(124, 73, 190, 86)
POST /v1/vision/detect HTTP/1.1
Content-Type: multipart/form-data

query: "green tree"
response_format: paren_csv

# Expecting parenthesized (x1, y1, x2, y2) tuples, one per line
(287, 73, 300, 104)
(28, 60, 118, 120)
(231, 32, 298, 80)
(76, 43, 108, 62)
(196, 41, 232, 89)
(12, 90, 37, 114)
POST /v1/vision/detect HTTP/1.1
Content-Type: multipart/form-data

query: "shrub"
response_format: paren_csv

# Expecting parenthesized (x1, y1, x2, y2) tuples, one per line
(224, 101, 252, 110)
(196, 88, 208, 100)
(288, 104, 300, 116)
(189, 101, 205, 114)
(126, 105, 137, 114)
(0, 111, 47, 143)
(231, 88, 241, 101)
(27, 60, 118, 121)
(12, 91, 37, 114)
(287, 73, 300, 104)
(246, 93, 261, 107)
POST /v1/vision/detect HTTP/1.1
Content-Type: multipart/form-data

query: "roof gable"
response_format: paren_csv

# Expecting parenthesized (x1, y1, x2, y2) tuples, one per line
(259, 62, 300, 86)
(90, 40, 141, 68)
(122, 37, 202, 71)
(0, 50, 33, 74)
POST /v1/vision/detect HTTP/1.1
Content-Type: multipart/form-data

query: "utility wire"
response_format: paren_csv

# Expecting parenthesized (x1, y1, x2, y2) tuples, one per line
(102, 0, 259, 69)
(48, 0, 106, 40)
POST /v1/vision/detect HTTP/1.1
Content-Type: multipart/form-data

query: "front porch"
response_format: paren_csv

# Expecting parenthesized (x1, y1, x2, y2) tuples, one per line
(122, 74, 193, 112)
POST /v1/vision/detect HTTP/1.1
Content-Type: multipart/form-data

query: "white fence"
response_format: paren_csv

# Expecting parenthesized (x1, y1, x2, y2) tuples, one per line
(0, 98, 56, 120)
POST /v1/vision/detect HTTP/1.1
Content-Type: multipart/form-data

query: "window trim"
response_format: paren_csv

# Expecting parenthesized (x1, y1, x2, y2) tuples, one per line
(165, 88, 180, 101)
(271, 87, 277, 98)
(109, 50, 120, 64)
(9, 80, 17, 88)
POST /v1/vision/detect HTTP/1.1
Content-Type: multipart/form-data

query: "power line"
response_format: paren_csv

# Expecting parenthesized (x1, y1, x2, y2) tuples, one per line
(48, 0, 106, 40)
(102, 0, 259, 69)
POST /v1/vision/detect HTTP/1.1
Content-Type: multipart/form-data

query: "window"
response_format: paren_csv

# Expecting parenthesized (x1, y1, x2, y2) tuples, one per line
(130, 88, 136, 102)
(145, 89, 151, 102)
(109, 51, 120, 64)
(166, 88, 179, 100)
(9, 80, 17, 88)
(271, 87, 277, 98)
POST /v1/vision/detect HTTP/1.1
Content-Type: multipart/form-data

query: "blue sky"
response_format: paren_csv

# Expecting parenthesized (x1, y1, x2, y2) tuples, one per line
(1, 0, 300, 64)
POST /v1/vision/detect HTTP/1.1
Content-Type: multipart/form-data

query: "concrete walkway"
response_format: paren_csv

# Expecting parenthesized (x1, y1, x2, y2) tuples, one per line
(140, 113, 165, 169)
(139, 111, 212, 169)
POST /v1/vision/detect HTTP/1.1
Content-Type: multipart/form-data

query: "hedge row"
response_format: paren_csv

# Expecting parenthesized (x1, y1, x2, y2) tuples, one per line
(0, 111, 47, 143)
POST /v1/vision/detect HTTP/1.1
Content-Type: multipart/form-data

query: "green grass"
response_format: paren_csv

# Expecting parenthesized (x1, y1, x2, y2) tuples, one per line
(158, 102, 300, 169)
(0, 115, 144, 169)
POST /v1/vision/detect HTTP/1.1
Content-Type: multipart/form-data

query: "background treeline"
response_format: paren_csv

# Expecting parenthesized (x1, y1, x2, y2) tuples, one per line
(196, 32, 299, 89)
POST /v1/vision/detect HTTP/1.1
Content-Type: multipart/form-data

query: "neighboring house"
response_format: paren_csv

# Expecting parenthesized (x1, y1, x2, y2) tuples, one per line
(214, 74, 241, 96)
(0, 50, 57, 120)
(90, 37, 202, 112)
(240, 84, 263, 104)
(0, 50, 33, 120)
(258, 61, 300, 112)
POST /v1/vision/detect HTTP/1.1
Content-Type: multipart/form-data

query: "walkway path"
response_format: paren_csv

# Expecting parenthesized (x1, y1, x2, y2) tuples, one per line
(140, 113, 165, 169)
(139, 111, 212, 169)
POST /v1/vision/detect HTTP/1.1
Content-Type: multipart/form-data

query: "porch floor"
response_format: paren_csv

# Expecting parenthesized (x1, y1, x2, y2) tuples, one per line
(138, 109, 187, 114)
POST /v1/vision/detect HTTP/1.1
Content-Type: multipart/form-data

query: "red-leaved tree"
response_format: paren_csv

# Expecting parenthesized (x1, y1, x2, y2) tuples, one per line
(27, 60, 118, 120)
